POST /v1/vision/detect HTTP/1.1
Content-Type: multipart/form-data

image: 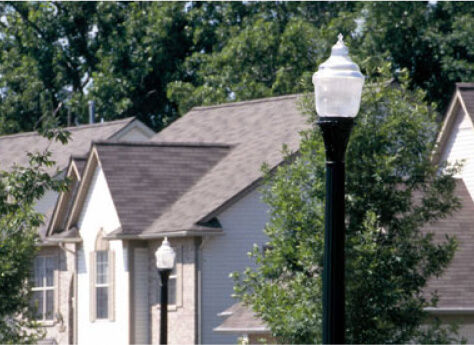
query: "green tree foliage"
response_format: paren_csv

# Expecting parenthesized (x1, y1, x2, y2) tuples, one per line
(0, 2, 191, 133)
(0, 2, 471, 134)
(167, 2, 357, 114)
(232, 64, 464, 344)
(0, 127, 69, 344)
(356, 2, 474, 112)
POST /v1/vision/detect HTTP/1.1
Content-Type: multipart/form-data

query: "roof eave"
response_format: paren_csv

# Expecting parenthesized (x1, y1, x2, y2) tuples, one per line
(425, 307, 474, 315)
(103, 228, 223, 240)
(213, 326, 270, 334)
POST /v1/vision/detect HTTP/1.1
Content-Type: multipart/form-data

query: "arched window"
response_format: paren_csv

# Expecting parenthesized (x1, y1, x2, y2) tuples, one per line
(89, 229, 115, 322)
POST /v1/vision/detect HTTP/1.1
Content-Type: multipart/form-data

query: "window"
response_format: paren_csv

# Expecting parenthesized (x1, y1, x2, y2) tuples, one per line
(168, 265, 177, 306)
(31, 256, 55, 320)
(89, 229, 115, 322)
(95, 251, 109, 319)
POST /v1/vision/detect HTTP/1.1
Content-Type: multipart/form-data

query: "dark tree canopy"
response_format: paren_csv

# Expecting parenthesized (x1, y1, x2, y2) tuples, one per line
(0, 2, 471, 135)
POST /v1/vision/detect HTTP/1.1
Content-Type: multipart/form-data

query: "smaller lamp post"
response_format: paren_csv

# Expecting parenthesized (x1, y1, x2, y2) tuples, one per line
(155, 237, 176, 345)
(313, 34, 364, 344)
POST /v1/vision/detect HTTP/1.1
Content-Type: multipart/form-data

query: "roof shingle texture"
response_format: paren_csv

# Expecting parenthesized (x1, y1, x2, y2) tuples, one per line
(458, 83, 474, 117)
(95, 142, 231, 235)
(0, 117, 135, 174)
(146, 95, 309, 234)
(215, 302, 269, 333)
(424, 179, 474, 308)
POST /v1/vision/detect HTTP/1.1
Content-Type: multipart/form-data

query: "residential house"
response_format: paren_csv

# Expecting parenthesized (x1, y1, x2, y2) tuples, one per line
(215, 83, 474, 343)
(20, 83, 474, 345)
(0, 117, 155, 344)
(29, 95, 309, 344)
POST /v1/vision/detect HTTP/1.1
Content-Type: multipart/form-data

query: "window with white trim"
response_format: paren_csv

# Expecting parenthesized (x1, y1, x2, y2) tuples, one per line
(95, 250, 109, 319)
(89, 229, 115, 322)
(168, 265, 177, 306)
(31, 256, 55, 320)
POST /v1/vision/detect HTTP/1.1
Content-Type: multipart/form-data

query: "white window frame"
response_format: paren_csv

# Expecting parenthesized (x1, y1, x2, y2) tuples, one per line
(95, 250, 109, 320)
(31, 255, 56, 321)
(89, 244, 115, 323)
(168, 265, 178, 306)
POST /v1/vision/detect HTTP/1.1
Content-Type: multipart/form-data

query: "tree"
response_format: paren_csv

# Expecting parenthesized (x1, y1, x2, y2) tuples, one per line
(356, 1, 474, 112)
(0, 125, 69, 344)
(233, 62, 464, 344)
(167, 2, 357, 114)
(0, 2, 192, 133)
(0, 2, 471, 133)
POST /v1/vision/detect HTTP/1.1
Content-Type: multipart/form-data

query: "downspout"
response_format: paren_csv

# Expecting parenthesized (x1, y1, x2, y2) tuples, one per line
(197, 236, 210, 344)
(74, 244, 78, 345)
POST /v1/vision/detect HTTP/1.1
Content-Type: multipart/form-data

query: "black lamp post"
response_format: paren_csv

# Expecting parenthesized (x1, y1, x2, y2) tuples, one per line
(155, 237, 176, 345)
(312, 34, 364, 344)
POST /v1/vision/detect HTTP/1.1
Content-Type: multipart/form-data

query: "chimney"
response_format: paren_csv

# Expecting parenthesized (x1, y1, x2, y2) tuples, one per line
(88, 100, 95, 124)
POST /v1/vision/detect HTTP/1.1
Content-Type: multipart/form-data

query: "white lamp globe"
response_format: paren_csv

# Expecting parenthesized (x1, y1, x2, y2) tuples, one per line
(312, 34, 364, 118)
(155, 237, 176, 270)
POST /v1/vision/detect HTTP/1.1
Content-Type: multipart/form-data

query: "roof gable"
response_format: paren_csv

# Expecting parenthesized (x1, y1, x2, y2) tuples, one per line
(434, 83, 474, 164)
(47, 157, 84, 236)
(145, 94, 309, 235)
(54, 141, 231, 236)
(0, 117, 154, 175)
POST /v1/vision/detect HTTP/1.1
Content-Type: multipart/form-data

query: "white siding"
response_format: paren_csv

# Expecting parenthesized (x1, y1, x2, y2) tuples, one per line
(441, 107, 474, 199)
(201, 189, 269, 344)
(113, 126, 153, 142)
(76, 166, 129, 345)
(133, 248, 149, 344)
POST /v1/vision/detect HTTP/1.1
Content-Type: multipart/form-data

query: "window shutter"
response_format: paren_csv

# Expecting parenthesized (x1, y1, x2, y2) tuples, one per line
(108, 250, 115, 322)
(89, 252, 96, 322)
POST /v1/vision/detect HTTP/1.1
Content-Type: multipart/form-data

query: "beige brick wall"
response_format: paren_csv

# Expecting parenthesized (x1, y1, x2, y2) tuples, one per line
(148, 238, 198, 345)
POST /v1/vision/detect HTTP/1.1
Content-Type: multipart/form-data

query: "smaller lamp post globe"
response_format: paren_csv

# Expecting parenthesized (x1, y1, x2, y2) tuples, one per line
(312, 33, 364, 118)
(155, 237, 176, 271)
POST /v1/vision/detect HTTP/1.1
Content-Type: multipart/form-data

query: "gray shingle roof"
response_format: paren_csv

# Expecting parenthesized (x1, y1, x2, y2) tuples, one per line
(71, 156, 87, 176)
(458, 82, 474, 116)
(95, 141, 231, 235)
(144, 94, 309, 234)
(424, 179, 474, 308)
(0, 117, 136, 175)
(214, 302, 269, 334)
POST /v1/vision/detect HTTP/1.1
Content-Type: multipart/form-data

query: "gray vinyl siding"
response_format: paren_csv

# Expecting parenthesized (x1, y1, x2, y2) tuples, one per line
(133, 248, 150, 344)
(201, 189, 269, 344)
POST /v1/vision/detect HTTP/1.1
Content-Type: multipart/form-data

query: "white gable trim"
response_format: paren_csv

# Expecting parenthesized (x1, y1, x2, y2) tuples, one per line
(108, 119, 155, 141)
(458, 89, 471, 118)
(433, 92, 464, 164)
(66, 147, 103, 230)
(47, 159, 84, 237)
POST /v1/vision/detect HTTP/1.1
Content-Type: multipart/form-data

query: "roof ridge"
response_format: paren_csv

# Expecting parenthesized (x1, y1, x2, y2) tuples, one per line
(457, 82, 474, 89)
(93, 140, 232, 148)
(0, 117, 135, 141)
(190, 94, 300, 112)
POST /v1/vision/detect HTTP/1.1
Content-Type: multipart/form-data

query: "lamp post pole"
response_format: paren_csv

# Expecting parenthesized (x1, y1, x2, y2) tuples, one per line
(155, 237, 176, 345)
(313, 34, 364, 344)
(318, 117, 353, 345)
(159, 268, 171, 345)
